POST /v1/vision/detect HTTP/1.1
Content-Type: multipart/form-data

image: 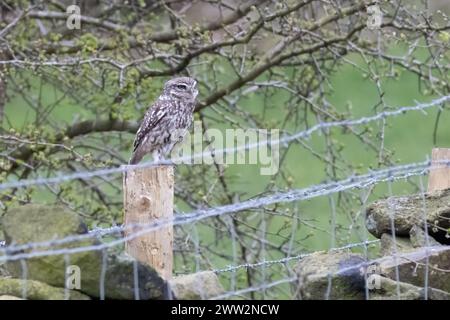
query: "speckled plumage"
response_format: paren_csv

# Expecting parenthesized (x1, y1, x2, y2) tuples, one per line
(129, 77, 198, 164)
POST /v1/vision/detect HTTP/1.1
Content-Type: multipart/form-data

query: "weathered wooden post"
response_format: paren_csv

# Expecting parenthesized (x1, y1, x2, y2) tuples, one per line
(123, 166, 174, 280)
(427, 148, 450, 192)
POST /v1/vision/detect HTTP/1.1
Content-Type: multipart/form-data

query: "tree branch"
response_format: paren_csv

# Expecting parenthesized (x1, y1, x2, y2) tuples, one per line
(35, 0, 268, 54)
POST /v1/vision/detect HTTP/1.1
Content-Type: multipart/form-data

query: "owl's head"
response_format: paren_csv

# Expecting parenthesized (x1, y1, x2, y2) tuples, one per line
(163, 77, 198, 101)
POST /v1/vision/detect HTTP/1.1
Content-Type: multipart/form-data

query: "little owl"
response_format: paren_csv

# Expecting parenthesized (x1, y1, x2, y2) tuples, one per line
(129, 77, 198, 165)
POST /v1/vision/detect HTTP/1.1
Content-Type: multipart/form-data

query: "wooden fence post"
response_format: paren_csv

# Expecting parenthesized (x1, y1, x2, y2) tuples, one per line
(123, 166, 174, 280)
(427, 148, 450, 192)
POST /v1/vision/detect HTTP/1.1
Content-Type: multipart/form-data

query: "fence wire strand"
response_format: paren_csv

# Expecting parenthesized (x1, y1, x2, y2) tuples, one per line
(1, 158, 446, 261)
(1, 94, 449, 300)
(0, 94, 448, 191)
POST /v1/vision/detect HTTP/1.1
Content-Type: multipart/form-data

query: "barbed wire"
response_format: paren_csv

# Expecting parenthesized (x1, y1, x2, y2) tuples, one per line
(2, 0, 449, 301)
(1, 92, 448, 297)
(211, 276, 298, 300)
(0, 227, 121, 248)
(212, 240, 380, 274)
(0, 158, 446, 262)
(0, 94, 448, 192)
(210, 245, 450, 300)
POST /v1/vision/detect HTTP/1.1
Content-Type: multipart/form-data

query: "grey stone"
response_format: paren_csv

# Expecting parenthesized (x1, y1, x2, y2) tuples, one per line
(0, 263, 9, 278)
(380, 233, 415, 256)
(365, 189, 450, 241)
(0, 295, 24, 300)
(295, 251, 367, 300)
(369, 275, 450, 300)
(378, 245, 450, 293)
(1, 204, 167, 300)
(410, 225, 442, 248)
(0, 295, 23, 300)
(169, 271, 224, 299)
(0, 277, 90, 300)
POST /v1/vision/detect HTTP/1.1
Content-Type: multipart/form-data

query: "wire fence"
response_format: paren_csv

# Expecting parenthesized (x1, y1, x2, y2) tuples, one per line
(0, 158, 446, 261)
(1, 94, 449, 300)
(2, 0, 450, 301)
(0, 94, 448, 192)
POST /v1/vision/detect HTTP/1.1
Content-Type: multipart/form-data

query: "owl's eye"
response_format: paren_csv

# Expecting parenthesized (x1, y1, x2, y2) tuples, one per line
(176, 84, 188, 90)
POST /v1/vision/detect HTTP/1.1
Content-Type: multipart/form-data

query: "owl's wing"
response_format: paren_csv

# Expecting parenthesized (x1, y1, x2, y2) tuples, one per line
(133, 99, 167, 152)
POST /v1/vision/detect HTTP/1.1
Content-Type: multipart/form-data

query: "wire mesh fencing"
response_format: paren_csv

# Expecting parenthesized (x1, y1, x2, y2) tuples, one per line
(1, 0, 450, 301)
(1, 95, 449, 299)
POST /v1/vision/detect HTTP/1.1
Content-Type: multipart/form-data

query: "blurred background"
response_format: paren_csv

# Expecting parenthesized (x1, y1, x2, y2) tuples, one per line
(1, 0, 450, 299)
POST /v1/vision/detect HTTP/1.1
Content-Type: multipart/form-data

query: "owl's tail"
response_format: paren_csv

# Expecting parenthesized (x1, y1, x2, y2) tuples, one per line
(128, 152, 143, 165)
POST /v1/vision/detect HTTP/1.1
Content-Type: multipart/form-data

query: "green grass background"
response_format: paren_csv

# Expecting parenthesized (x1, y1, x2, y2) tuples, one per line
(5, 51, 450, 296)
